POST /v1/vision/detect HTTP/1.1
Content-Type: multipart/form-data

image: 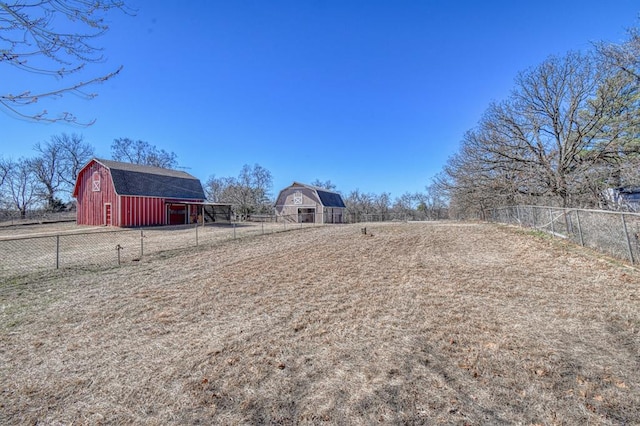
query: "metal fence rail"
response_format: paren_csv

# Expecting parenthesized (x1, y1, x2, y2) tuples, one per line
(489, 205, 640, 264)
(0, 219, 320, 280)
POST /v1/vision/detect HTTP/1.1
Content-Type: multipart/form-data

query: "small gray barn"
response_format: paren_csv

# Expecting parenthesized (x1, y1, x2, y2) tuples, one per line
(275, 182, 346, 223)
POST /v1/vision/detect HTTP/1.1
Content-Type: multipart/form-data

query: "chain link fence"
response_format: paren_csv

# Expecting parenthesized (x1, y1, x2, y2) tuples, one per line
(0, 218, 320, 280)
(0, 210, 75, 227)
(489, 205, 640, 264)
(344, 212, 446, 223)
(0, 208, 448, 280)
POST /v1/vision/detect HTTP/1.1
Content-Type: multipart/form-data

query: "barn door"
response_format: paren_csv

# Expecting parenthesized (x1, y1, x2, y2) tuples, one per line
(168, 204, 187, 225)
(104, 203, 112, 226)
(298, 208, 315, 223)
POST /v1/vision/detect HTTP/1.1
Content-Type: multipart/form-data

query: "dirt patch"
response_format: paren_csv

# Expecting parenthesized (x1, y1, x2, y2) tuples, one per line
(1, 222, 638, 424)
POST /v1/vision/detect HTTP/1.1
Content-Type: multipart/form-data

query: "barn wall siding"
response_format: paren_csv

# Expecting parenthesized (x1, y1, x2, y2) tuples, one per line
(120, 196, 167, 227)
(276, 188, 322, 223)
(76, 161, 119, 226)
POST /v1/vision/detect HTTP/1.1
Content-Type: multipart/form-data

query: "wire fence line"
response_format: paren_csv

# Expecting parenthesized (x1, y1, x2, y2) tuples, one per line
(0, 219, 321, 280)
(0, 209, 442, 280)
(344, 212, 447, 223)
(250, 212, 444, 223)
(488, 205, 640, 264)
(0, 210, 76, 227)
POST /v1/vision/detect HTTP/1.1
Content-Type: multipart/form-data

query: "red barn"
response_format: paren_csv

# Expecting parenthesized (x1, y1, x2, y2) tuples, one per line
(73, 158, 206, 227)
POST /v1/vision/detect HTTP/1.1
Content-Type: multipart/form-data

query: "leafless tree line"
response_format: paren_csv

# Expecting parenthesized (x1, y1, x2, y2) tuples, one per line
(204, 172, 447, 221)
(309, 180, 447, 221)
(342, 185, 447, 221)
(313, 180, 448, 221)
(0, 135, 179, 219)
(0, 134, 94, 218)
(436, 29, 640, 219)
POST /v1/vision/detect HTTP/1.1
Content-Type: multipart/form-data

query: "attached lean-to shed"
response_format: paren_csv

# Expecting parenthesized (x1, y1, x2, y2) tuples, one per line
(274, 182, 346, 223)
(73, 158, 207, 227)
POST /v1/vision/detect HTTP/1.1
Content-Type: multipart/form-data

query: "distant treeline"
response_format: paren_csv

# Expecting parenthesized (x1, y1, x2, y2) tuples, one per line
(1, 136, 445, 221)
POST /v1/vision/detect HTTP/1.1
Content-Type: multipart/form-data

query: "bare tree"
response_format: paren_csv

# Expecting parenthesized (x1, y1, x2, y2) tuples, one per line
(29, 133, 94, 209)
(0, 0, 131, 124)
(435, 124, 536, 220)
(111, 138, 178, 169)
(344, 189, 375, 221)
(414, 184, 449, 220)
(234, 164, 273, 216)
(204, 175, 233, 203)
(0, 157, 13, 209)
(55, 133, 95, 190)
(373, 192, 391, 220)
(311, 179, 337, 191)
(391, 192, 416, 217)
(503, 51, 638, 206)
(596, 28, 640, 81)
(5, 158, 43, 218)
(239, 164, 272, 203)
(205, 164, 273, 218)
(31, 140, 63, 210)
(0, 156, 12, 188)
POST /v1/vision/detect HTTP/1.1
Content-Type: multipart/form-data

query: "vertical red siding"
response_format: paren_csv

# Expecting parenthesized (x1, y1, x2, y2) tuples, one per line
(120, 196, 166, 227)
(75, 160, 119, 226)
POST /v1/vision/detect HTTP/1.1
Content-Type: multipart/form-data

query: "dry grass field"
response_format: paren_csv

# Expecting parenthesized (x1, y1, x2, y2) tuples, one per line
(1, 222, 639, 424)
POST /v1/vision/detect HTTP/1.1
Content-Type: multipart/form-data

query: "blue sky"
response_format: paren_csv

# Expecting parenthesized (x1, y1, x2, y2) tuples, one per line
(2, 1, 639, 200)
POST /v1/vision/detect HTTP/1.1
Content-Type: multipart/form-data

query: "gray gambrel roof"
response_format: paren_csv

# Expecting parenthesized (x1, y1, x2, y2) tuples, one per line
(95, 158, 205, 200)
(315, 188, 346, 208)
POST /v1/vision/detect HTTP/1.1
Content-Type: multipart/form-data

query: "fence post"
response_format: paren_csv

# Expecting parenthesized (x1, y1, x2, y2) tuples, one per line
(532, 207, 537, 229)
(621, 213, 635, 264)
(233, 223, 236, 239)
(140, 229, 144, 257)
(549, 207, 555, 237)
(516, 205, 521, 225)
(564, 208, 572, 236)
(56, 235, 60, 269)
(576, 209, 584, 247)
(262, 222, 264, 235)
(195, 224, 199, 246)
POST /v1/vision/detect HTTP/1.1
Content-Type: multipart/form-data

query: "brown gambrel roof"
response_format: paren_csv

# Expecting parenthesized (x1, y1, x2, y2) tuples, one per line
(94, 158, 205, 200)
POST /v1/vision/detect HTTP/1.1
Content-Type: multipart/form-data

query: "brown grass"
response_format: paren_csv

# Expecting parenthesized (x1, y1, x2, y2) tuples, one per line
(1, 222, 639, 424)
